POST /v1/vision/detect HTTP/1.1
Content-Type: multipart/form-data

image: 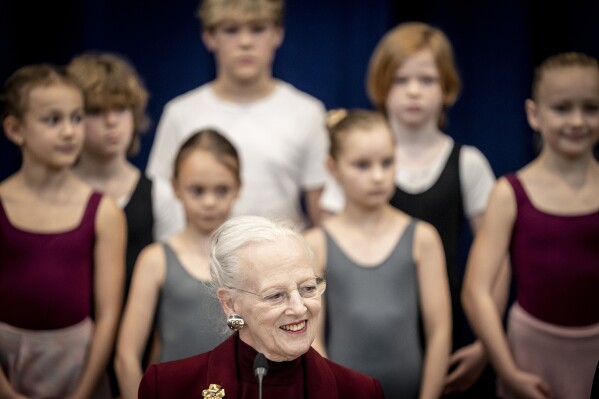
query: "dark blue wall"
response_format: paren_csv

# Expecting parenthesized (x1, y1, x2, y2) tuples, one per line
(2, 0, 598, 180)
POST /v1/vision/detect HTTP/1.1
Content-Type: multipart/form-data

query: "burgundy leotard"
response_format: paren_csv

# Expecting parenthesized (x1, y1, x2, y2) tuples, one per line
(506, 174, 599, 326)
(0, 193, 102, 330)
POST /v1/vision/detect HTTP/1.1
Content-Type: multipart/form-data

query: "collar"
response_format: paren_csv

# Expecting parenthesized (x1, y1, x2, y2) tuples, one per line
(204, 334, 340, 398)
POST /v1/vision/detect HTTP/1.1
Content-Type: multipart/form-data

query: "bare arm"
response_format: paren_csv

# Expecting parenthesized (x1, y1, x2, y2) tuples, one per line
(311, 296, 327, 357)
(469, 214, 511, 319)
(443, 213, 511, 394)
(303, 227, 328, 357)
(68, 197, 126, 399)
(462, 178, 551, 399)
(304, 187, 324, 228)
(115, 244, 166, 399)
(413, 222, 452, 399)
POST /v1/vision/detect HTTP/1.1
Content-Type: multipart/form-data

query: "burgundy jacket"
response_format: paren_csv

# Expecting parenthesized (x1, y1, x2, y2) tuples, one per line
(139, 334, 384, 398)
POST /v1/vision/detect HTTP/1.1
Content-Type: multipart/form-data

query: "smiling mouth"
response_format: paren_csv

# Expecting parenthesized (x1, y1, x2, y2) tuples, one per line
(280, 320, 306, 332)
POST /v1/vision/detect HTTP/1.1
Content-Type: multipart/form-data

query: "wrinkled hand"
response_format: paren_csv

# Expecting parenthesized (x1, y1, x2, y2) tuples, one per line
(503, 369, 552, 399)
(443, 342, 487, 394)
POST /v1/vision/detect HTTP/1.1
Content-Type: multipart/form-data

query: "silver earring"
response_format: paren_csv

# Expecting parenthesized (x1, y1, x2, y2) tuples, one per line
(227, 314, 245, 331)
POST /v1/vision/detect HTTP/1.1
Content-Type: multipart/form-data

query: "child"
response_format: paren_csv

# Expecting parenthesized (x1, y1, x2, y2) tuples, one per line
(68, 50, 185, 398)
(320, 22, 505, 397)
(115, 129, 240, 399)
(462, 52, 599, 399)
(305, 109, 451, 398)
(0, 64, 125, 398)
(67, 51, 184, 295)
(146, 0, 328, 230)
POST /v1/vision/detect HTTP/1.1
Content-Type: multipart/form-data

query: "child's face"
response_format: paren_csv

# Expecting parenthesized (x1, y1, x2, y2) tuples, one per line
(526, 66, 599, 158)
(385, 50, 444, 130)
(329, 124, 396, 209)
(203, 19, 283, 85)
(173, 149, 239, 234)
(82, 107, 134, 159)
(16, 84, 84, 169)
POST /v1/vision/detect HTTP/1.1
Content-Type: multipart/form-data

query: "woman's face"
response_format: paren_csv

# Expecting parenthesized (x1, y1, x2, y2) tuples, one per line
(231, 236, 321, 362)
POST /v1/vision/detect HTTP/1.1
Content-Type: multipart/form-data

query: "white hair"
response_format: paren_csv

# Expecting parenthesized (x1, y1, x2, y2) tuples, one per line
(209, 215, 314, 292)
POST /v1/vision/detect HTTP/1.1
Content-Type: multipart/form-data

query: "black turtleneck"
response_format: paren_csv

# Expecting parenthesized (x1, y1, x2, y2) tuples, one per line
(236, 337, 305, 399)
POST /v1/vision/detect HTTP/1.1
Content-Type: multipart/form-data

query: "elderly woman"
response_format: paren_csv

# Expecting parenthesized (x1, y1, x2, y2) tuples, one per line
(139, 216, 384, 398)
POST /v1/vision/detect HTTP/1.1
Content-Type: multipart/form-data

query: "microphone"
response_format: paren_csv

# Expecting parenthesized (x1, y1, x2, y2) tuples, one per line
(253, 353, 268, 399)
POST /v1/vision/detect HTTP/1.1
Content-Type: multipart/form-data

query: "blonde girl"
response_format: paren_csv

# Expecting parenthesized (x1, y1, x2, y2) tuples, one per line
(320, 22, 507, 396)
(305, 109, 451, 398)
(463, 52, 599, 399)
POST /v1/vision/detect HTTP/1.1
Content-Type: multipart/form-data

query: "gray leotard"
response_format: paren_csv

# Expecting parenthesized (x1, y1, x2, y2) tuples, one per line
(157, 243, 227, 362)
(324, 219, 422, 398)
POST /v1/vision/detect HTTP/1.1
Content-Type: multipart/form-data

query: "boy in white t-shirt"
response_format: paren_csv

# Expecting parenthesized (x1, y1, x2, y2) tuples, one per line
(146, 0, 328, 229)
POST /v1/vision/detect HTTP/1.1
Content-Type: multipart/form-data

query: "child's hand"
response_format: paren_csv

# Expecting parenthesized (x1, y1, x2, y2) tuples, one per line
(504, 369, 552, 399)
(443, 341, 486, 394)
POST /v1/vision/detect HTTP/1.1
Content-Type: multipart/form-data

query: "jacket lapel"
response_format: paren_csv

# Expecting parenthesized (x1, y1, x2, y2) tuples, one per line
(202, 336, 338, 398)
(205, 334, 240, 398)
(303, 347, 339, 398)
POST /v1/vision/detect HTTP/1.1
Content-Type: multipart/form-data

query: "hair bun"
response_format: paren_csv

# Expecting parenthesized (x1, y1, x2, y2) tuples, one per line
(326, 108, 348, 129)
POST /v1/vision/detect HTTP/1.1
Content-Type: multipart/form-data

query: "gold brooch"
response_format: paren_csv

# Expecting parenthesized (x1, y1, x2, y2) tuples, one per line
(202, 384, 225, 398)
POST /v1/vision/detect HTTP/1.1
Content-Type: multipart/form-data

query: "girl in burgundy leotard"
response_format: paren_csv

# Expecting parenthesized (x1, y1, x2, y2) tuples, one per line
(463, 52, 599, 399)
(0, 64, 126, 398)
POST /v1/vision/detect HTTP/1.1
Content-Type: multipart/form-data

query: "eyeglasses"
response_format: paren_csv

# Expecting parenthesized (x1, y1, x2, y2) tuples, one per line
(230, 275, 326, 307)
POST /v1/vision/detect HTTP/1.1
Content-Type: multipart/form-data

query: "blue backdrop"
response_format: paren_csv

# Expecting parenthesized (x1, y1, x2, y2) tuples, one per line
(2, 0, 598, 180)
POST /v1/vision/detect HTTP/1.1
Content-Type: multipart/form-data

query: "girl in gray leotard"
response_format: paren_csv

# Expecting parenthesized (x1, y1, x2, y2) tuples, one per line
(324, 220, 421, 397)
(114, 129, 241, 399)
(305, 109, 452, 399)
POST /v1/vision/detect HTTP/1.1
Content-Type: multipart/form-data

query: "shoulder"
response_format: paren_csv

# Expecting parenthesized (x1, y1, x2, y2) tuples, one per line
(154, 351, 210, 376)
(275, 81, 325, 113)
(151, 176, 173, 198)
(458, 144, 494, 176)
(139, 336, 237, 398)
(135, 242, 166, 281)
(138, 241, 166, 260)
(459, 144, 490, 163)
(139, 352, 211, 397)
(163, 84, 211, 113)
(0, 173, 19, 196)
(455, 144, 497, 216)
(96, 193, 125, 228)
(303, 226, 327, 273)
(492, 175, 517, 203)
(404, 214, 442, 267)
(413, 219, 442, 248)
(96, 192, 123, 214)
(303, 225, 325, 246)
(320, 356, 385, 397)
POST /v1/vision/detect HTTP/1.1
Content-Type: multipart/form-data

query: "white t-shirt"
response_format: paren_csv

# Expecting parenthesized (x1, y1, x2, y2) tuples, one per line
(146, 81, 329, 229)
(320, 138, 495, 218)
(152, 177, 184, 241)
